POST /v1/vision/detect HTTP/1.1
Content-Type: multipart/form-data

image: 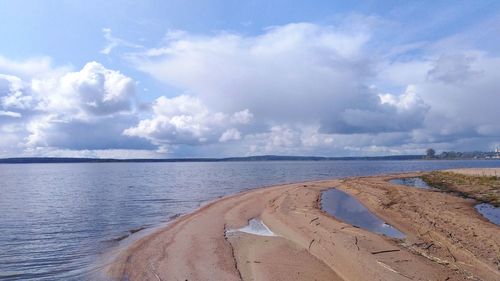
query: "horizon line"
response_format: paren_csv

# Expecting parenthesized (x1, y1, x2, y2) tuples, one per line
(0, 154, 427, 163)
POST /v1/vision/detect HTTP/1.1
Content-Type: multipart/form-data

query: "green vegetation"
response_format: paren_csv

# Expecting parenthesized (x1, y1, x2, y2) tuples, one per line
(426, 148, 435, 158)
(422, 171, 500, 207)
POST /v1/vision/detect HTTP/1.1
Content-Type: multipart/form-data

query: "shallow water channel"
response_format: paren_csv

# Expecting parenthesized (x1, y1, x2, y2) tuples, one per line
(321, 188, 405, 239)
(389, 177, 431, 189)
(475, 203, 500, 225)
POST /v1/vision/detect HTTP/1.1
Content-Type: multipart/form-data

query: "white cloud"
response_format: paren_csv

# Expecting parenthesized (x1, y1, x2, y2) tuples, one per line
(33, 61, 135, 119)
(128, 23, 427, 137)
(0, 110, 21, 118)
(231, 109, 253, 124)
(2, 17, 500, 158)
(0, 59, 152, 156)
(120, 21, 500, 156)
(101, 28, 143, 55)
(387, 51, 500, 143)
(0, 55, 69, 79)
(22, 61, 141, 149)
(340, 84, 430, 133)
(128, 23, 373, 123)
(123, 95, 252, 147)
(0, 74, 33, 111)
(219, 128, 241, 142)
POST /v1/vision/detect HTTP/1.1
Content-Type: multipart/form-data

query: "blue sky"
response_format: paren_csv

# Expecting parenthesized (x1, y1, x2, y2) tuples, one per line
(0, 0, 499, 158)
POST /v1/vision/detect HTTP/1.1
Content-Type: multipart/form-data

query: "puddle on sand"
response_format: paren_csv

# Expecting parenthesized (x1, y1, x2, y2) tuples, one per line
(321, 188, 405, 239)
(390, 177, 430, 189)
(226, 218, 277, 236)
(475, 203, 500, 225)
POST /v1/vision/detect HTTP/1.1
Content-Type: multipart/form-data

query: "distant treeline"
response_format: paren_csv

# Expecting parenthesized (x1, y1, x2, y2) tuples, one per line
(428, 151, 500, 160)
(0, 155, 424, 164)
(1, 152, 498, 164)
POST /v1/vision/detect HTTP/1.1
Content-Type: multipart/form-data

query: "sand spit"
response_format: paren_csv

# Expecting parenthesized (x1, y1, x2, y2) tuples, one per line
(107, 171, 499, 281)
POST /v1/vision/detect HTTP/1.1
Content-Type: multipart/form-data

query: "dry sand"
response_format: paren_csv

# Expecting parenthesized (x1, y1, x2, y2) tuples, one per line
(106, 169, 500, 281)
(446, 168, 500, 177)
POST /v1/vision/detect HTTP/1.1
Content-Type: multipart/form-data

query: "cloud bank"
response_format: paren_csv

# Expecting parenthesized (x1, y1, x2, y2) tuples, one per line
(1, 20, 499, 158)
(122, 22, 500, 156)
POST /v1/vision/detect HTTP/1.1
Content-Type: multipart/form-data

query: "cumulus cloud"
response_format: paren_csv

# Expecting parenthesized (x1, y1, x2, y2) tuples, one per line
(0, 74, 33, 111)
(375, 50, 500, 153)
(129, 23, 375, 126)
(33, 61, 135, 119)
(120, 22, 438, 154)
(0, 60, 153, 156)
(219, 128, 241, 142)
(123, 95, 252, 150)
(24, 62, 143, 149)
(119, 21, 500, 155)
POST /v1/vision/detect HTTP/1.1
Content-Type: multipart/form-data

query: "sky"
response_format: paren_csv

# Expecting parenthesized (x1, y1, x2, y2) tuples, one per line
(0, 0, 499, 158)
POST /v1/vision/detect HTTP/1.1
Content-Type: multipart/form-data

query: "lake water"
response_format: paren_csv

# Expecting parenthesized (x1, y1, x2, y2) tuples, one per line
(1, 160, 499, 280)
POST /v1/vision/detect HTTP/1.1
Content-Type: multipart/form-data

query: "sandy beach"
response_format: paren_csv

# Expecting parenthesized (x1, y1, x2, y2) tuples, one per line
(446, 168, 500, 177)
(106, 169, 500, 281)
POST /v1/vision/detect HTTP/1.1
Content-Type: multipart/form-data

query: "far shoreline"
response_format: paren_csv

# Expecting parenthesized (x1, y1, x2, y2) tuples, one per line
(0, 154, 425, 164)
(4, 154, 500, 164)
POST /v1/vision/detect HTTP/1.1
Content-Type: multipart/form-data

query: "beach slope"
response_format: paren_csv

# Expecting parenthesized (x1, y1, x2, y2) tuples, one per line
(107, 170, 499, 281)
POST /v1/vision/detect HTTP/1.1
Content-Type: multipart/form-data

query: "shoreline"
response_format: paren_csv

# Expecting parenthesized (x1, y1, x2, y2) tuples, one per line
(105, 170, 500, 281)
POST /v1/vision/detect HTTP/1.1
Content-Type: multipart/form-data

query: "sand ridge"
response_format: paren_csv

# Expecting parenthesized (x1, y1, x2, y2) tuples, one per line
(106, 171, 500, 281)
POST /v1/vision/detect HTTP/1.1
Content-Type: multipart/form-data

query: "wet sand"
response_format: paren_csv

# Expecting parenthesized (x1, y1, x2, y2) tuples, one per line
(106, 169, 500, 281)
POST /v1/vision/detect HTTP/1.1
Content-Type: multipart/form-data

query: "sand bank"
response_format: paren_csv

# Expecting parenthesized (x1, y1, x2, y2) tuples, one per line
(446, 168, 500, 177)
(106, 170, 499, 281)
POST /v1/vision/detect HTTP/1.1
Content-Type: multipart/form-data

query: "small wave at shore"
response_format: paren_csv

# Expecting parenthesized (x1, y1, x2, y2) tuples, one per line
(88, 213, 185, 280)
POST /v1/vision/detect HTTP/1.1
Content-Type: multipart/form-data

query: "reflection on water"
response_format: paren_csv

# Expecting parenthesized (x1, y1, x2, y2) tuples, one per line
(390, 177, 430, 189)
(1, 160, 499, 280)
(475, 203, 500, 225)
(321, 188, 405, 239)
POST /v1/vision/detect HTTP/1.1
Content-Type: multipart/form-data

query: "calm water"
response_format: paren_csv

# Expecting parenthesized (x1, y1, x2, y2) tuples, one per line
(1, 160, 500, 280)
(389, 177, 431, 189)
(475, 203, 500, 225)
(321, 188, 405, 238)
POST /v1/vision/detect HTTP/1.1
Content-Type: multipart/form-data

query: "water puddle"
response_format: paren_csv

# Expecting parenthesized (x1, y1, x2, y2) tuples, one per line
(390, 177, 430, 189)
(321, 188, 405, 239)
(475, 203, 500, 225)
(226, 218, 277, 236)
